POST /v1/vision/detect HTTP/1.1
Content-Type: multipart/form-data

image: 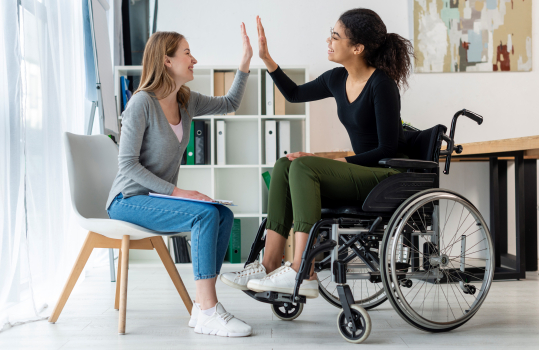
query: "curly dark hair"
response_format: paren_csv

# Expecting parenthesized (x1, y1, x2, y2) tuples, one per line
(339, 8, 415, 90)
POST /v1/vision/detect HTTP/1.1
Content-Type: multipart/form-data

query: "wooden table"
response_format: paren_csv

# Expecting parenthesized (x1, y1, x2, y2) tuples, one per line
(316, 136, 539, 279)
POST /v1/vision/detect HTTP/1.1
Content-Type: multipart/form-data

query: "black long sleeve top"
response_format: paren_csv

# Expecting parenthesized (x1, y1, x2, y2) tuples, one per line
(269, 66, 407, 167)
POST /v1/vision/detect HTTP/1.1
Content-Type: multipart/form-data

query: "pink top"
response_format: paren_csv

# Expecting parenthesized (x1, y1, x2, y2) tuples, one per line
(169, 119, 183, 142)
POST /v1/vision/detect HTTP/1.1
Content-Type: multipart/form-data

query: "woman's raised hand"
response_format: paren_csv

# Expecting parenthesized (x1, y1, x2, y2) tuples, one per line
(171, 187, 214, 202)
(257, 16, 270, 60)
(257, 16, 278, 72)
(239, 22, 252, 73)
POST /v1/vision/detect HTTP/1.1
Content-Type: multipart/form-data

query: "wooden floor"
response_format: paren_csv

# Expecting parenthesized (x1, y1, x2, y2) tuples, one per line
(1, 262, 538, 349)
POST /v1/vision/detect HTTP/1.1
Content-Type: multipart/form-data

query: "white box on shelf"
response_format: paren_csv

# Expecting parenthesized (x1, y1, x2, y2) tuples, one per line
(278, 120, 290, 158)
(265, 120, 277, 165)
(216, 120, 226, 165)
(265, 71, 274, 116)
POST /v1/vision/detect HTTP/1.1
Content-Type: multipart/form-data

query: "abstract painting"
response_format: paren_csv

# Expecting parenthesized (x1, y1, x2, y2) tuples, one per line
(414, 0, 532, 72)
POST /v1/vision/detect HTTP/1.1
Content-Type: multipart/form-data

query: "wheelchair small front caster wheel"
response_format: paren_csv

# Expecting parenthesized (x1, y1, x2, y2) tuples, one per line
(271, 302, 303, 321)
(337, 304, 371, 344)
(463, 284, 476, 295)
(400, 279, 413, 288)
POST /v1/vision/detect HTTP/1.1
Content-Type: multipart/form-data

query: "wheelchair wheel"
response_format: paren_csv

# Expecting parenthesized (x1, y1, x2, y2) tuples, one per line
(380, 189, 494, 332)
(271, 302, 303, 321)
(336, 304, 371, 344)
(317, 249, 387, 310)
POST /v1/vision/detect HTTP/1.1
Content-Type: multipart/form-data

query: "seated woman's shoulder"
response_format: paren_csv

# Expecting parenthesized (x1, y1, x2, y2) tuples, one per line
(130, 90, 153, 102)
(125, 90, 154, 109)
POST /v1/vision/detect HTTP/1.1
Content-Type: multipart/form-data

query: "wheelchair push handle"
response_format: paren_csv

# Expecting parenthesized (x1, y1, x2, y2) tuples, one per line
(442, 109, 484, 175)
(461, 109, 483, 125)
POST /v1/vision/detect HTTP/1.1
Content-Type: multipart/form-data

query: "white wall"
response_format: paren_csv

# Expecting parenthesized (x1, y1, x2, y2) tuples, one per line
(157, 0, 539, 262)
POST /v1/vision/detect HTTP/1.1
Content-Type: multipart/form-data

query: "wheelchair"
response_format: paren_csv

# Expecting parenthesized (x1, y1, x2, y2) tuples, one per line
(243, 109, 494, 344)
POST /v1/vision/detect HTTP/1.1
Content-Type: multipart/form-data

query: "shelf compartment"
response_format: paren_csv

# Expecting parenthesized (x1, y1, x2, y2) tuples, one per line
(260, 119, 305, 165)
(214, 119, 258, 165)
(214, 168, 259, 215)
(213, 69, 259, 116)
(261, 68, 306, 116)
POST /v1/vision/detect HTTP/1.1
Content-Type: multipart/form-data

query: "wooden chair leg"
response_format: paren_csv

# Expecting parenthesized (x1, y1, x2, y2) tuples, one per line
(151, 236, 193, 315)
(48, 231, 95, 323)
(118, 235, 130, 335)
(114, 249, 122, 310)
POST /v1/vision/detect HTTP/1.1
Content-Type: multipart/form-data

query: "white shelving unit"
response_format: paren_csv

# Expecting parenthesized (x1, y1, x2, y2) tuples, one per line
(114, 65, 310, 260)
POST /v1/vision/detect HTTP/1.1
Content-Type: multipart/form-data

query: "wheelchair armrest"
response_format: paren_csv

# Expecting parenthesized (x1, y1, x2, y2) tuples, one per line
(378, 158, 438, 169)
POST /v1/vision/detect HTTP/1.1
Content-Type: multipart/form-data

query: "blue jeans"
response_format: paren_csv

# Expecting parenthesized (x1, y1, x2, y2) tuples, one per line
(107, 193, 234, 280)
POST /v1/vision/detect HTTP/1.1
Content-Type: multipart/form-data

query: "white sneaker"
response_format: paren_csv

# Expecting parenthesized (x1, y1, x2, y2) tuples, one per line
(188, 301, 199, 328)
(220, 261, 267, 290)
(247, 261, 319, 299)
(194, 302, 252, 337)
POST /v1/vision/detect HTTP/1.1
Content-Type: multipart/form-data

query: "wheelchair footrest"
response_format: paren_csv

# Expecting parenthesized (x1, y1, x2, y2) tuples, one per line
(254, 291, 307, 304)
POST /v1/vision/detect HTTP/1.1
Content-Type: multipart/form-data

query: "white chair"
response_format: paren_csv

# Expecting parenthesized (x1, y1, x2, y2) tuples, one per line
(48, 132, 192, 334)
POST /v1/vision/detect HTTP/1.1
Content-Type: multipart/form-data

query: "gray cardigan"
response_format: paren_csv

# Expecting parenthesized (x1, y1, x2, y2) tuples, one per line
(106, 70, 249, 210)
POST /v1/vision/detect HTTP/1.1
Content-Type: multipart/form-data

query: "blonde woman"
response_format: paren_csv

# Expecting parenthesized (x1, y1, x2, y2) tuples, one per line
(106, 26, 253, 337)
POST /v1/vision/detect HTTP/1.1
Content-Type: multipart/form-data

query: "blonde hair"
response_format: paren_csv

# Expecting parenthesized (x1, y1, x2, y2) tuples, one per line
(134, 31, 190, 108)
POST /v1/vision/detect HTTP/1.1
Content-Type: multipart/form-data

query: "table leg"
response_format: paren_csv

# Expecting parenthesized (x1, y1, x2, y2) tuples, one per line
(489, 157, 501, 268)
(515, 153, 526, 278)
(524, 159, 538, 271)
(498, 160, 508, 256)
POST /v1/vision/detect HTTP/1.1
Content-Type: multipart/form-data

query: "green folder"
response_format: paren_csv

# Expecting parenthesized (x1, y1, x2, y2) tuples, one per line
(226, 219, 242, 263)
(186, 121, 195, 165)
(262, 171, 271, 190)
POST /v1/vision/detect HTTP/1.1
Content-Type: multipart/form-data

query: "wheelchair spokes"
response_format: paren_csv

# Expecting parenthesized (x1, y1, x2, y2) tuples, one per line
(381, 190, 494, 332)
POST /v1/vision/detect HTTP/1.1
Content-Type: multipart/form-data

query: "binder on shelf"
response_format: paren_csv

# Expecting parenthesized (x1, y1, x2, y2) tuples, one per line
(173, 237, 180, 263)
(216, 120, 226, 165)
(265, 71, 274, 116)
(205, 122, 210, 164)
(120, 76, 130, 111)
(186, 238, 192, 261)
(168, 237, 176, 263)
(214, 72, 225, 97)
(194, 120, 206, 165)
(181, 148, 187, 165)
(265, 120, 277, 165)
(186, 121, 195, 165)
(214, 71, 235, 115)
(278, 121, 290, 158)
(225, 219, 242, 263)
(224, 72, 235, 116)
(275, 86, 286, 115)
(173, 236, 191, 263)
(181, 236, 191, 263)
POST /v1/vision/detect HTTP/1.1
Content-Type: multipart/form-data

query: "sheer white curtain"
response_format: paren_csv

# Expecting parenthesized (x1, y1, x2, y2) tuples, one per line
(0, 0, 89, 331)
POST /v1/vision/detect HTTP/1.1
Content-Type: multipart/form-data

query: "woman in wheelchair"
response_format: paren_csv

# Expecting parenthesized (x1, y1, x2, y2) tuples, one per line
(221, 9, 414, 297)
(106, 29, 255, 337)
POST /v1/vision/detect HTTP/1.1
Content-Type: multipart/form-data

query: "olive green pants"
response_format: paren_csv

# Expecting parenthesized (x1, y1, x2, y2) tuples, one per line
(265, 156, 405, 239)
